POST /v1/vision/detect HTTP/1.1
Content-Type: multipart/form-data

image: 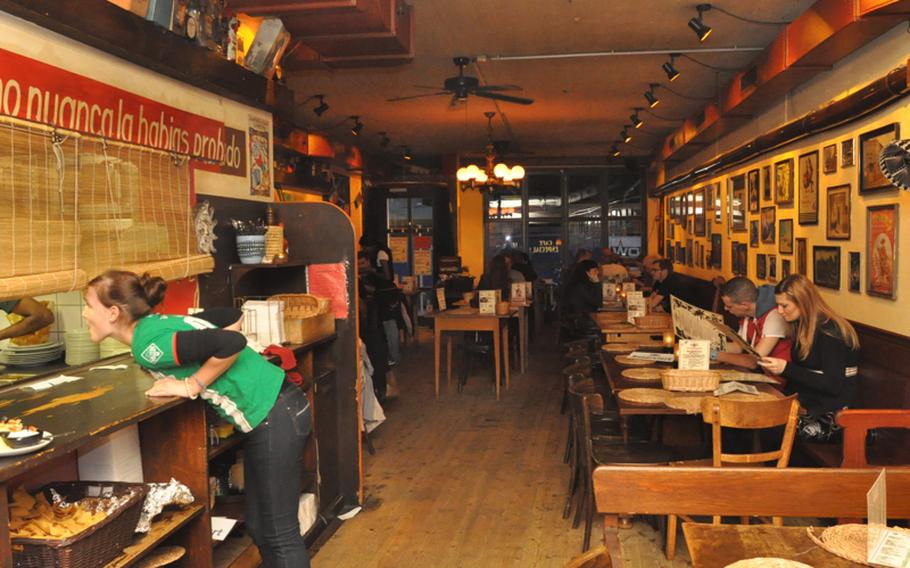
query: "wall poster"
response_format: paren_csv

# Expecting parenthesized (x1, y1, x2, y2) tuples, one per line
(249, 117, 271, 196)
(867, 204, 898, 299)
(798, 150, 819, 224)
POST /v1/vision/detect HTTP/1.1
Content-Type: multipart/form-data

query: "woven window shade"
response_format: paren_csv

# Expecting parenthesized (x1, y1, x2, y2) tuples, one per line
(0, 117, 212, 302)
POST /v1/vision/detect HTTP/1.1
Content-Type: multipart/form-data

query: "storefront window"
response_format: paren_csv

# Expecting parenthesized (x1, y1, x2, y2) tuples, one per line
(527, 174, 562, 218)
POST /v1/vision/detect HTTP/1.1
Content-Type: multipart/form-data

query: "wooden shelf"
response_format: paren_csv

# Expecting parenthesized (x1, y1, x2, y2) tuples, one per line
(208, 432, 245, 461)
(213, 534, 261, 568)
(105, 504, 205, 568)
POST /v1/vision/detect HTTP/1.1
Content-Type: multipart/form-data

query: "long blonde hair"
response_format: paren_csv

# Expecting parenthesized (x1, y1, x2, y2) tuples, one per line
(775, 275, 859, 360)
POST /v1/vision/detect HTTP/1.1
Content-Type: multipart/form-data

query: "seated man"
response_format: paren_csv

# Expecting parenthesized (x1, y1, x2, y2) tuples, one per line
(715, 277, 792, 384)
(647, 258, 683, 313)
(0, 297, 54, 341)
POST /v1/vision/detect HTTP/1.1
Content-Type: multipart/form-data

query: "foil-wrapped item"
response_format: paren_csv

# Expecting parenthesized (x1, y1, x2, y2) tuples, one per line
(135, 478, 195, 533)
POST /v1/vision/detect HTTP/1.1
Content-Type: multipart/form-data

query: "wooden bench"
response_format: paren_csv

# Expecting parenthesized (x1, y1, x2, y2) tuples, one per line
(592, 465, 910, 566)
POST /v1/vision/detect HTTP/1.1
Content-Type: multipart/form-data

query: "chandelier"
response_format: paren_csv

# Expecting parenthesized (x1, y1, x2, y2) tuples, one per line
(456, 112, 526, 192)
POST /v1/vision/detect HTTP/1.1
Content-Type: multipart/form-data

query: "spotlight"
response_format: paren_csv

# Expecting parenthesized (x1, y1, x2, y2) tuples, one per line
(644, 84, 660, 108)
(611, 144, 621, 158)
(313, 95, 329, 116)
(350, 116, 363, 136)
(688, 4, 713, 42)
(402, 146, 412, 161)
(662, 54, 680, 82)
(379, 131, 390, 148)
(621, 128, 632, 144)
(630, 108, 643, 129)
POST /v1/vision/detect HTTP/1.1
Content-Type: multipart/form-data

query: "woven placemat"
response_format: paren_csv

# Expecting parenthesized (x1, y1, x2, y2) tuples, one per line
(615, 355, 653, 367)
(807, 523, 910, 566)
(134, 546, 186, 568)
(602, 343, 637, 353)
(621, 367, 663, 381)
(664, 393, 705, 414)
(724, 559, 814, 568)
(617, 388, 670, 405)
(721, 391, 779, 402)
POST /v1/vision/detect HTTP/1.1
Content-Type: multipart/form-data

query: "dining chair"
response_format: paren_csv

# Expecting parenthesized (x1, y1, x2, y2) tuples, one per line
(664, 394, 800, 559)
(563, 544, 612, 568)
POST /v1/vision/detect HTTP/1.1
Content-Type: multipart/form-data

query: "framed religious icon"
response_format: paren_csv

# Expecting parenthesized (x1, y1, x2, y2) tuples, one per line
(747, 169, 760, 214)
(760, 206, 776, 244)
(775, 158, 794, 206)
(779, 218, 794, 254)
(762, 165, 772, 203)
(781, 258, 791, 279)
(731, 176, 747, 232)
(756, 254, 767, 280)
(694, 188, 706, 236)
(749, 220, 759, 248)
(841, 138, 854, 168)
(823, 144, 837, 174)
(866, 203, 898, 299)
(798, 151, 819, 224)
(859, 123, 899, 193)
(768, 254, 777, 282)
(849, 251, 861, 293)
(813, 246, 841, 290)
(796, 238, 808, 276)
(826, 184, 851, 240)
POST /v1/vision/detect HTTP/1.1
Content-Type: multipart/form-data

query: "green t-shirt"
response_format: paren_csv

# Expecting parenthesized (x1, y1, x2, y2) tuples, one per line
(132, 314, 284, 432)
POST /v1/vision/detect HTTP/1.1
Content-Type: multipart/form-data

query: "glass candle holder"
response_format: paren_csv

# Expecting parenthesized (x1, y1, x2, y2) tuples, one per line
(663, 331, 675, 353)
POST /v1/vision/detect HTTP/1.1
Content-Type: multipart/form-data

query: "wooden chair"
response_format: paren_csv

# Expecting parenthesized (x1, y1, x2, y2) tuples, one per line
(561, 358, 594, 417)
(564, 545, 612, 568)
(838, 408, 910, 467)
(665, 394, 799, 559)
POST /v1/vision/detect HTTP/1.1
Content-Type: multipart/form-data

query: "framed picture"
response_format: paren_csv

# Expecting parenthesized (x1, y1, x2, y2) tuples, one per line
(813, 246, 841, 290)
(694, 188, 706, 236)
(768, 254, 777, 282)
(762, 165, 771, 203)
(749, 220, 759, 248)
(687, 191, 695, 216)
(714, 183, 723, 223)
(760, 206, 776, 244)
(842, 138, 854, 168)
(665, 239, 672, 260)
(710, 234, 722, 269)
(849, 251, 861, 293)
(732, 242, 747, 276)
(782, 258, 791, 279)
(798, 151, 819, 224)
(686, 238, 693, 266)
(779, 219, 794, 254)
(867, 203, 899, 299)
(797, 238, 808, 276)
(860, 123, 900, 193)
(675, 241, 682, 264)
(747, 169, 760, 213)
(826, 184, 851, 240)
(823, 144, 837, 174)
(756, 253, 767, 280)
(775, 158, 794, 206)
(731, 176, 747, 232)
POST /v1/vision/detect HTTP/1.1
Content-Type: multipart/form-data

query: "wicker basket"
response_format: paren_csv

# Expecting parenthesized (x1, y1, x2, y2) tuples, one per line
(635, 314, 672, 329)
(268, 294, 335, 345)
(660, 369, 721, 392)
(12, 481, 148, 568)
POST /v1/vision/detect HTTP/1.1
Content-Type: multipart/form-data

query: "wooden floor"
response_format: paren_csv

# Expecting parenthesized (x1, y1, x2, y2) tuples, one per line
(313, 325, 692, 567)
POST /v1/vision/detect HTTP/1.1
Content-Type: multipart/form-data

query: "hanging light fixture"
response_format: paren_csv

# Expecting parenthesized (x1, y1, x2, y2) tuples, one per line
(644, 84, 660, 108)
(402, 146, 412, 160)
(662, 54, 680, 82)
(620, 127, 632, 144)
(688, 4, 713, 42)
(349, 116, 363, 136)
(630, 108, 643, 129)
(456, 112, 526, 193)
(610, 144, 621, 158)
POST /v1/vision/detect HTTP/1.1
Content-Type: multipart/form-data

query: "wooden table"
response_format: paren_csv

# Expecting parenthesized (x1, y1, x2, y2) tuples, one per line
(402, 288, 423, 345)
(428, 308, 512, 400)
(590, 312, 672, 343)
(683, 522, 863, 567)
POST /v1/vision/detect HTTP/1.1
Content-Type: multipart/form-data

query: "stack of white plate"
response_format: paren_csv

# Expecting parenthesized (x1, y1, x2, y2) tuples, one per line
(65, 329, 100, 366)
(100, 337, 131, 358)
(0, 341, 65, 367)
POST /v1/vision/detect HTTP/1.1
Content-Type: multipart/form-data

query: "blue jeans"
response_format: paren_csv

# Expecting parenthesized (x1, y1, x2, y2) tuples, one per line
(244, 382, 312, 567)
(383, 319, 400, 364)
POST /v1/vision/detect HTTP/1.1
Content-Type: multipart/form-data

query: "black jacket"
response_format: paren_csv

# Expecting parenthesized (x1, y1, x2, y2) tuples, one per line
(782, 320, 859, 415)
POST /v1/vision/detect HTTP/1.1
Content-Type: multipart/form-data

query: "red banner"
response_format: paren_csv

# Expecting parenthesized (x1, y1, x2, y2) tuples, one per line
(0, 47, 228, 161)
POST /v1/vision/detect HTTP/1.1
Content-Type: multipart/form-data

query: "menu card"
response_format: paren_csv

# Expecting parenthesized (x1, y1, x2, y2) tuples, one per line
(867, 470, 910, 567)
(603, 282, 617, 302)
(678, 339, 711, 370)
(622, 282, 637, 292)
(626, 291, 646, 324)
(436, 288, 447, 311)
(510, 282, 526, 306)
(524, 281, 533, 301)
(479, 290, 498, 314)
(713, 381, 760, 396)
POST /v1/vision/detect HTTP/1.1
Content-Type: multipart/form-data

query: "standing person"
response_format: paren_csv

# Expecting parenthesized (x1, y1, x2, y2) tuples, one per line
(716, 277, 792, 385)
(82, 271, 311, 567)
(647, 258, 686, 313)
(358, 253, 390, 399)
(758, 275, 860, 441)
(0, 297, 54, 340)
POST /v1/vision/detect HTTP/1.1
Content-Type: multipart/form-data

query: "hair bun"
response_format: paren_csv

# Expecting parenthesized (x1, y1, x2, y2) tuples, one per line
(138, 273, 167, 308)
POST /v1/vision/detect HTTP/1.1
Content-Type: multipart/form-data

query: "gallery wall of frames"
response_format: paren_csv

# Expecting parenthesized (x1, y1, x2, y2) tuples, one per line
(660, 106, 910, 336)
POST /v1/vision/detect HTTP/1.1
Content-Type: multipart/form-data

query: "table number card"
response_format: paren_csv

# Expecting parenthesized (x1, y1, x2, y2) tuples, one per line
(436, 288, 447, 312)
(479, 290, 498, 314)
(678, 339, 711, 370)
(867, 470, 910, 567)
(626, 291, 646, 324)
(510, 282, 526, 306)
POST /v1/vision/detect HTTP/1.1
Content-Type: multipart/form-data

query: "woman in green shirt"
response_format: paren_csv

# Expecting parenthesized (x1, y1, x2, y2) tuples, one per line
(83, 270, 311, 567)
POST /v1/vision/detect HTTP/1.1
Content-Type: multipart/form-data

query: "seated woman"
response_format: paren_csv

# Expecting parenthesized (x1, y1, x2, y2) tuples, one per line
(759, 274, 860, 442)
(477, 253, 512, 301)
(562, 260, 601, 316)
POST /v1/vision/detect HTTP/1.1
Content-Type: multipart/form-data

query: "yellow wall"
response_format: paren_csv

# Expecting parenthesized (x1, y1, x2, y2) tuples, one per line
(649, 20, 910, 335)
(457, 186, 485, 278)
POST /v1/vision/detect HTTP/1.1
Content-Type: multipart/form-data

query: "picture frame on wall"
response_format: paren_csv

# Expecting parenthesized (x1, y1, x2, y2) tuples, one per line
(782, 258, 791, 279)
(710, 234, 722, 269)
(762, 165, 771, 203)
(779, 219, 794, 254)
(714, 183, 723, 223)
(665, 239, 672, 260)
(760, 206, 776, 244)
(734, 242, 748, 276)
(686, 238, 694, 266)
(768, 254, 777, 282)
(675, 241, 682, 264)
(705, 185, 713, 210)
(775, 158, 794, 206)
(731, 176, 747, 232)
(797, 238, 808, 276)
(813, 246, 841, 290)
(687, 191, 695, 216)
(849, 251, 861, 293)
(756, 254, 767, 280)
(826, 184, 851, 240)
(823, 144, 837, 174)
(798, 151, 819, 224)
(866, 203, 899, 299)
(841, 138, 854, 168)
(859, 123, 900, 193)
(749, 220, 759, 248)
(747, 169, 760, 214)
(694, 188, 706, 236)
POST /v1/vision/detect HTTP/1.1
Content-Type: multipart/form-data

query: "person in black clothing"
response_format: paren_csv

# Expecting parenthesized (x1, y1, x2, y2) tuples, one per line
(759, 274, 860, 441)
(358, 252, 391, 399)
(477, 253, 512, 300)
(647, 258, 685, 313)
(509, 251, 538, 284)
(562, 260, 601, 316)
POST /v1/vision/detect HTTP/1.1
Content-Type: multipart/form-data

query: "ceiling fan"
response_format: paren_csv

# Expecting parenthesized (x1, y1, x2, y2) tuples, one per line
(387, 56, 534, 107)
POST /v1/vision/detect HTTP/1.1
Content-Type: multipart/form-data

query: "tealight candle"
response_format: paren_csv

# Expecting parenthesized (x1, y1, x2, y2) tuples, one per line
(663, 331, 675, 347)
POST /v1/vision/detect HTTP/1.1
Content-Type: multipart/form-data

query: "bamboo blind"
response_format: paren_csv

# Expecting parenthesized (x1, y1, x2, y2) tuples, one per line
(0, 117, 212, 302)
